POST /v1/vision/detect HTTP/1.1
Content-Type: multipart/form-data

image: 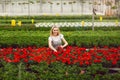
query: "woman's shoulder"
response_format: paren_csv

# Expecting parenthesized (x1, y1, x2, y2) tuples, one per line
(59, 34, 64, 38)
(48, 36, 52, 40)
(59, 34, 64, 36)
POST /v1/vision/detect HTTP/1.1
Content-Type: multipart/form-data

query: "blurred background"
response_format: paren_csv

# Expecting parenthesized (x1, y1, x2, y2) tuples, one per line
(0, 0, 119, 17)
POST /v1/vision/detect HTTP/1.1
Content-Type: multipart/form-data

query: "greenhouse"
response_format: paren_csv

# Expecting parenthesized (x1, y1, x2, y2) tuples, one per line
(0, 0, 120, 16)
(0, 0, 120, 80)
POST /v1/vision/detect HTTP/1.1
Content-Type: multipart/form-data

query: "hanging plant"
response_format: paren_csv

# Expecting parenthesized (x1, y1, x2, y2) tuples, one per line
(98, 3, 101, 5)
(12, 3, 14, 5)
(73, 1, 76, 3)
(22, 2, 26, 5)
(63, 2, 66, 5)
(29, 1, 34, 4)
(82, 1, 86, 3)
(69, 2, 72, 4)
(89, 2, 92, 4)
(111, 6, 117, 9)
(42, 0, 46, 4)
(56, 3, 60, 5)
(18, 3, 21, 5)
(48, 2, 53, 4)
(105, 1, 112, 6)
(94, 2, 98, 5)
(36, 0, 40, 3)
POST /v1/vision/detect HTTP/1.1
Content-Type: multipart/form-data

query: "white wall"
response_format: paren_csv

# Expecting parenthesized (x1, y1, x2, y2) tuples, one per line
(0, 0, 105, 16)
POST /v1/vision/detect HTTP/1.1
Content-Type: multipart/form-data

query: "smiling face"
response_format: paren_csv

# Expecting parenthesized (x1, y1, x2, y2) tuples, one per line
(50, 26, 60, 36)
(52, 27, 59, 36)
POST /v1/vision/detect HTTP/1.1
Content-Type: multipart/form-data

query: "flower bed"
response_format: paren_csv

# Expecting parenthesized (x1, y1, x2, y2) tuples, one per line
(1, 46, 120, 67)
(0, 46, 120, 79)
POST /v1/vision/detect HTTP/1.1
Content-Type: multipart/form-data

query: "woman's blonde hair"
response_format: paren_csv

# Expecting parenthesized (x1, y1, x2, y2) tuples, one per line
(50, 25, 60, 36)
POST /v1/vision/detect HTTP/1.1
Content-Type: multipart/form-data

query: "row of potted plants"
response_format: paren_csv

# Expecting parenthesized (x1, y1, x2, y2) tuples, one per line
(1, 46, 120, 66)
(0, 26, 120, 31)
(0, 46, 120, 79)
(0, 30, 120, 47)
(0, 15, 118, 20)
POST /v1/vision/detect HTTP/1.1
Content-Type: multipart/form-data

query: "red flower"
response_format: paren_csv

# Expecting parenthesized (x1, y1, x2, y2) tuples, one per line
(33, 55, 42, 63)
(112, 60, 117, 65)
(85, 61, 90, 65)
(13, 58, 20, 63)
(4, 57, 12, 62)
(94, 59, 102, 63)
(79, 61, 84, 66)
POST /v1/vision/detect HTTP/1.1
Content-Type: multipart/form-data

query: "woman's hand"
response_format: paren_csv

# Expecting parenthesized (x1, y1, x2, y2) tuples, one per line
(53, 49, 57, 52)
(60, 45, 64, 48)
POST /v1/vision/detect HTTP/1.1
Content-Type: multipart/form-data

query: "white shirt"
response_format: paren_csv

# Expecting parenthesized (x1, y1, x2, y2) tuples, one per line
(48, 34, 63, 49)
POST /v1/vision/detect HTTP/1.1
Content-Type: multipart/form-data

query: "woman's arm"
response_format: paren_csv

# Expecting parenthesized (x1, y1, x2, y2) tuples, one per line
(48, 40, 57, 52)
(61, 37, 68, 48)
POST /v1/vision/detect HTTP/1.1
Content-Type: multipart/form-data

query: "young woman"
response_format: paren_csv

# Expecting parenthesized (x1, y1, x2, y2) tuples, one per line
(48, 25, 85, 74)
(48, 25, 68, 52)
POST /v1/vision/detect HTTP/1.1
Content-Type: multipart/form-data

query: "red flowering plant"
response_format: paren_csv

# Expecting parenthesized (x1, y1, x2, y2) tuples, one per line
(0, 46, 120, 67)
